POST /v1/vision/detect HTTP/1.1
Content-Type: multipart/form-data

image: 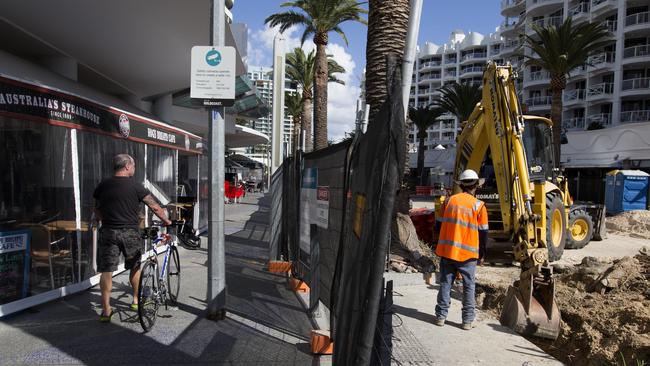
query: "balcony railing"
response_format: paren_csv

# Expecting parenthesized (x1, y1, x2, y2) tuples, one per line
(625, 12, 649, 27)
(461, 52, 487, 62)
(531, 16, 563, 28)
(445, 71, 457, 77)
(587, 82, 614, 97)
(563, 89, 586, 102)
(563, 117, 586, 130)
(525, 96, 552, 107)
(461, 66, 484, 75)
(620, 110, 650, 124)
(592, 0, 615, 8)
(420, 74, 441, 81)
(601, 19, 617, 33)
(621, 77, 650, 91)
(531, 0, 562, 5)
(445, 58, 457, 64)
(586, 113, 612, 127)
(587, 52, 615, 68)
(420, 61, 442, 69)
(501, 0, 524, 9)
(569, 2, 590, 16)
(623, 44, 650, 59)
(528, 71, 550, 81)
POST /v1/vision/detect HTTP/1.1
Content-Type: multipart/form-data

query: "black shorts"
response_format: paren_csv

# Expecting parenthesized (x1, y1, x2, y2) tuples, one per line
(97, 227, 143, 272)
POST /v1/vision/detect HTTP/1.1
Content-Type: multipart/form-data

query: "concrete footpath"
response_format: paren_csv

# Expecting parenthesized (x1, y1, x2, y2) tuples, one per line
(387, 272, 562, 366)
(0, 194, 319, 365)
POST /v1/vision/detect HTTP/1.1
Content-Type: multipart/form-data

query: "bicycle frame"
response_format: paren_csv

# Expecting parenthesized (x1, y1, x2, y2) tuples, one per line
(150, 234, 174, 284)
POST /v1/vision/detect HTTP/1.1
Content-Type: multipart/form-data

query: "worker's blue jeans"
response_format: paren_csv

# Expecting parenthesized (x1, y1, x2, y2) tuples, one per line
(435, 257, 477, 324)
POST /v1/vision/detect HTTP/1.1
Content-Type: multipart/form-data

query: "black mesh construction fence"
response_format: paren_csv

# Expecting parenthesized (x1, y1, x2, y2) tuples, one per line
(268, 57, 404, 365)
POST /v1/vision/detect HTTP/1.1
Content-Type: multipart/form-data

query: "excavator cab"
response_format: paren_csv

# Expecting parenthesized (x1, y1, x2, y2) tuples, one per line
(521, 117, 556, 183)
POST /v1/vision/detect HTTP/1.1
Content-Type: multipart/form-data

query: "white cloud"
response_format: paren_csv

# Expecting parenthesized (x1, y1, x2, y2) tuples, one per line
(247, 25, 360, 141)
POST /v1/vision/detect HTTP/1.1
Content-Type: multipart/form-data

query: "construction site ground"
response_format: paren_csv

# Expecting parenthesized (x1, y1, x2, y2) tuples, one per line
(389, 231, 649, 365)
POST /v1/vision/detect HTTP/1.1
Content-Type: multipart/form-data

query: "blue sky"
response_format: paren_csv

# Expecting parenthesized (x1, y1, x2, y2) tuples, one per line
(236, 0, 502, 139)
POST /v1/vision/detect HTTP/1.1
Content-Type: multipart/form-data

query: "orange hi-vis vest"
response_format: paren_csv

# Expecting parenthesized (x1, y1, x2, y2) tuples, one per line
(435, 192, 488, 262)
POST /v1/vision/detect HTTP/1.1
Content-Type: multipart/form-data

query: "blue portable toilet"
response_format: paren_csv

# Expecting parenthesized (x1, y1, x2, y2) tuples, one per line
(605, 170, 650, 214)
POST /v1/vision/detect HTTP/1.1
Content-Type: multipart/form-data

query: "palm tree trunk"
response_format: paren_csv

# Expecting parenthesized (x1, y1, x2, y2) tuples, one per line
(313, 38, 329, 151)
(292, 115, 301, 155)
(417, 136, 425, 185)
(365, 0, 410, 123)
(550, 88, 563, 166)
(302, 94, 314, 153)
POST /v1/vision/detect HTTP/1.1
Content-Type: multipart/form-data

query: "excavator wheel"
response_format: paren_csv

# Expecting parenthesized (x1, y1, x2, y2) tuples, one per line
(546, 193, 566, 262)
(566, 209, 594, 250)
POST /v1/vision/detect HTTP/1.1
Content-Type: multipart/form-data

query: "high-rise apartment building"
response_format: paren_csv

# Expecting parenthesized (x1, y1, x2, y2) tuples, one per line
(410, 0, 650, 188)
(244, 66, 297, 163)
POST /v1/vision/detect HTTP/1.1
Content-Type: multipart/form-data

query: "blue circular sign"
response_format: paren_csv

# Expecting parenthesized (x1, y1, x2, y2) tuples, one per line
(205, 49, 222, 66)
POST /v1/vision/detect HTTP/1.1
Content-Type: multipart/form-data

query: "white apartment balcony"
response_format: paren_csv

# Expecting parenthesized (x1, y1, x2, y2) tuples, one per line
(563, 89, 586, 105)
(501, 40, 522, 56)
(586, 113, 612, 127)
(622, 44, 650, 66)
(420, 60, 442, 70)
(461, 52, 488, 63)
(624, 11, 649, 32)
(620, 110, 650, 124)
(563, 117, 586, 130)
(525, 95, 552, 110)
(621, 77, 650, 97)
(444, 57, 458, 65)
(568, 64, 588, 80)
(569, 2, 591, 20)
(501, 0, 526, 14)
(600, 19, 618, 35)
(527, 0, 563, 15)
(591, 0, 617, 15)
(587, 51, 615, 72)
(525, 70, 551, 86)
(587, 82, 614, 101)
(529, 15, 563, 31)
(419, 74, 441, 82)
(460, 66, 484, 76)
(444, 70, 457, 79)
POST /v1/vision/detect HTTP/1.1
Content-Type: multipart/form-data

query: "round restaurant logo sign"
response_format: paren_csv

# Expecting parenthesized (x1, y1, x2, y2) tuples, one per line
(118, 114, 130, 138)
(205, 49, 222, 66)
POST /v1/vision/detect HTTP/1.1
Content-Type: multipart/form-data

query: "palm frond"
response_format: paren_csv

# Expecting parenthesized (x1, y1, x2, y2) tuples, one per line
(432, 83, 482, 122)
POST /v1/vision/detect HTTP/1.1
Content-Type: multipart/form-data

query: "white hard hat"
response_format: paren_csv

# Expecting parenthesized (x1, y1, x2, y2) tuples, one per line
(458, 169, 479, 181)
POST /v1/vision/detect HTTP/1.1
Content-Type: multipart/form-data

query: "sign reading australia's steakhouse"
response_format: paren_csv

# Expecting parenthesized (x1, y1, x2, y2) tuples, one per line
(0, 76, 203, 153)
(0, 90, 101, 126)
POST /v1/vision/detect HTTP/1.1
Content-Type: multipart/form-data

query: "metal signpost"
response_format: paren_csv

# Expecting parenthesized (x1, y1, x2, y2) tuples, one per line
(189, 0, 232, 320)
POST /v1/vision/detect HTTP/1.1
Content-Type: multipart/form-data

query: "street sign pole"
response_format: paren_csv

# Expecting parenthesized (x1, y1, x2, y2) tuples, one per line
(207, 0, 226, 320)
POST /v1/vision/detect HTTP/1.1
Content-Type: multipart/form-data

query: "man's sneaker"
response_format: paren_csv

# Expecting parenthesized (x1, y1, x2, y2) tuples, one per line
(461, 322, 474, 330)
(434, 317, 445, 326)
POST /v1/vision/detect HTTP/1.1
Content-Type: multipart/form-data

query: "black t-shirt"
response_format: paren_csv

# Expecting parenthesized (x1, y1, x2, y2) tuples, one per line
(93, 176, 151, 229)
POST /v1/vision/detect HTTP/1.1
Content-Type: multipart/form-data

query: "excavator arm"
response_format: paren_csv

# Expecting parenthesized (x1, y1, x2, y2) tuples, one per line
(453, 62, 560, 339)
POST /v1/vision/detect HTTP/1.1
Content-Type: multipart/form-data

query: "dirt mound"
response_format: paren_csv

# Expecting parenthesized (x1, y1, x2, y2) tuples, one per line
(476, 253, 650, 366)
(606, 210, 650, 239)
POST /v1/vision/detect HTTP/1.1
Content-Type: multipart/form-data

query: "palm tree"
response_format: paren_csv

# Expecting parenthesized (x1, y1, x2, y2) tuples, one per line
(524, 17, 610, 164)
(433, 82, 482, 123)
(266, 0, 367, 151)
(285, 91, 303, 154)
(365, 0, 410, 123)
(409, 106, 444, 185)
(285, 48, 346, 152)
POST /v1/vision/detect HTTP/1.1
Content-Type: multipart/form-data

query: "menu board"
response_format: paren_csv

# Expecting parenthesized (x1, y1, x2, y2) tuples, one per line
(0, 230, 31, 305)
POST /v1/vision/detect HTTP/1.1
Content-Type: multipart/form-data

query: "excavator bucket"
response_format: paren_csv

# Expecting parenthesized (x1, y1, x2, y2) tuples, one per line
(500, 274, 560, 340)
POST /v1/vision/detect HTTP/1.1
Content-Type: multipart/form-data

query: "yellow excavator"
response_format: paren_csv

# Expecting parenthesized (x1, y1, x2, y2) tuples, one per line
(449, 62, 593, 339)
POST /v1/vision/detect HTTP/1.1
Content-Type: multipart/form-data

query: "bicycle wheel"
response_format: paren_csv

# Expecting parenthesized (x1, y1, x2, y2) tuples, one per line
(138, 260, 159, 332)
(166, 246, 181, 304)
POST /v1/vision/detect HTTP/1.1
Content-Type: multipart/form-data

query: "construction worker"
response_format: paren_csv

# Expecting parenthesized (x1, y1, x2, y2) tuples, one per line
(433, 169, 488, 330)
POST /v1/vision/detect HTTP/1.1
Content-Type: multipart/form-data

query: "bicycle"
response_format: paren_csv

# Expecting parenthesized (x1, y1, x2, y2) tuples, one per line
(137, 223, 182, 332)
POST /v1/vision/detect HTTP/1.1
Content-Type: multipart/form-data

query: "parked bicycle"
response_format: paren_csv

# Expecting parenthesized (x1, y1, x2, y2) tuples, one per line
(137, 223, 182, 332)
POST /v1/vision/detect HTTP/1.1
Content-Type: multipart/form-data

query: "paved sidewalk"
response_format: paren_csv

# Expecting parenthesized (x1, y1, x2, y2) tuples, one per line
(0, 194, 318, 365)
(387, 273, 562, 366)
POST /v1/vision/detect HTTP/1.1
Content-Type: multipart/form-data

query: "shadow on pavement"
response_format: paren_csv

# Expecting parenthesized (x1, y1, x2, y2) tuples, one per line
(0, 194, 315, 365)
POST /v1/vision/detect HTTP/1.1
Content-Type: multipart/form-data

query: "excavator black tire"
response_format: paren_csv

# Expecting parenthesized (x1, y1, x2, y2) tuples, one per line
(565, 209, 594, 250)
(546, 193, 566, 262)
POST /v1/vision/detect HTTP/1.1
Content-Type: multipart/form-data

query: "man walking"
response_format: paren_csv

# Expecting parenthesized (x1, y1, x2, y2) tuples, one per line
(93, 154, 171, 322)
(434, 169, 488, 330)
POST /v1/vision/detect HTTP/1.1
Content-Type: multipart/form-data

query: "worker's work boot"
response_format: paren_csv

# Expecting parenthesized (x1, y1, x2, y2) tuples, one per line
(461, 322, 474, 330)
(434, 317, 445, 327)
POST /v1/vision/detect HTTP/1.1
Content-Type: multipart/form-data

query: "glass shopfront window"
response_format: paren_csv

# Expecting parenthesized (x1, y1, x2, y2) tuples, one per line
(0, 117, 76, 303)
(77, 130, 146, 279)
